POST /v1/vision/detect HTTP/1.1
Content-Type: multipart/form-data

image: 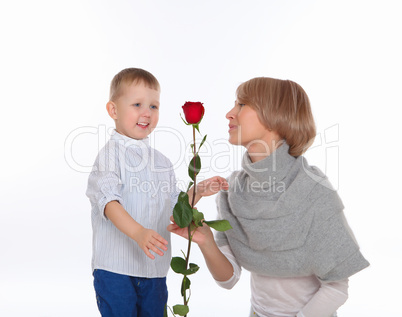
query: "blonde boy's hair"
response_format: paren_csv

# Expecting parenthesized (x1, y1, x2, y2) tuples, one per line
(236, 77, 316, 157)
(109, 68, 160, 101)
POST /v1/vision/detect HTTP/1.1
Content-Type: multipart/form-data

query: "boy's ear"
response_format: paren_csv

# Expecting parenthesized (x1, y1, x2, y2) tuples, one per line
(106, 101, 118, 120)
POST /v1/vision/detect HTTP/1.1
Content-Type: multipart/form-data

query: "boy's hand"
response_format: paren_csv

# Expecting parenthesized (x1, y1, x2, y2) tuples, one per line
(196, 176, 229, 197)
(134, 227, 168, 260)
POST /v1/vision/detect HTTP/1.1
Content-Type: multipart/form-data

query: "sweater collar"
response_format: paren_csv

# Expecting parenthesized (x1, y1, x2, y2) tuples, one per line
(242, 142, 296, 182)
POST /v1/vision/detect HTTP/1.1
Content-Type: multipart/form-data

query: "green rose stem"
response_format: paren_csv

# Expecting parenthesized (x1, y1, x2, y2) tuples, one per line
(183, 125, 196, 314)
(170, 102, 231, 316)
(190, 126, 197, 209)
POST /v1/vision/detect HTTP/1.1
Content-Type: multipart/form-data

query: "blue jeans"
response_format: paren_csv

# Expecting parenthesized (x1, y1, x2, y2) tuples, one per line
(93, 269, 168, 317)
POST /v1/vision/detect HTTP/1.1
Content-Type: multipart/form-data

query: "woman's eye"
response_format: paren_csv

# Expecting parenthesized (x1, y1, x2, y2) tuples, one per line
(239, 103, 245, 107)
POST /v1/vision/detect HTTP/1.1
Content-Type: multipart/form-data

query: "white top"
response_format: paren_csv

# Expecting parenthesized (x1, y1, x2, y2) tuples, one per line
(217, 245, 348, 317)
(86, 131, 180, 278)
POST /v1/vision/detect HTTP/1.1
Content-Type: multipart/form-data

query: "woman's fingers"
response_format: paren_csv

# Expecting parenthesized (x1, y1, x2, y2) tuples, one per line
(198, 176, 229, 195)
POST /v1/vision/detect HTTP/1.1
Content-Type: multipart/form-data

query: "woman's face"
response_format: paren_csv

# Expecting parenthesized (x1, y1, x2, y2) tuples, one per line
(226, 100, 280, 153)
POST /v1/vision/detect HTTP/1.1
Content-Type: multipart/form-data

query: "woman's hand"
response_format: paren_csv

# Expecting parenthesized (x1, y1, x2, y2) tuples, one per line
(187, 176, 229, 206)
(196, 176, 229, 197)
(167, 215, 214, 247)
(167, 215, 235, 283)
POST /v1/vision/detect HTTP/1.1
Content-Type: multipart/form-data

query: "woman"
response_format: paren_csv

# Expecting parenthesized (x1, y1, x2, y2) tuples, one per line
(168, 77, 369, 317)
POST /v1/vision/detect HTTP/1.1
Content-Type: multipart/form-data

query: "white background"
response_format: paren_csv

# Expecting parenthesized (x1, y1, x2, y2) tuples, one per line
(1, 0, 401, 316)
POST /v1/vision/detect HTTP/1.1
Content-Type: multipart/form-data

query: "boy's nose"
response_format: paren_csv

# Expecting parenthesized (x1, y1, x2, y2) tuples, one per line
(142, 107, 151, 117)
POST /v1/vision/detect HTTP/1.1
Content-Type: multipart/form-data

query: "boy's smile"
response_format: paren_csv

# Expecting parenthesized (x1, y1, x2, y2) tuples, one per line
(107, 81, 160, 140)
(137, 122, 150, 128)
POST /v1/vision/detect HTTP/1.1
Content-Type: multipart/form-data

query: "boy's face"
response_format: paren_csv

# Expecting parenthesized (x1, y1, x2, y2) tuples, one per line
(107, 81, 160, 140)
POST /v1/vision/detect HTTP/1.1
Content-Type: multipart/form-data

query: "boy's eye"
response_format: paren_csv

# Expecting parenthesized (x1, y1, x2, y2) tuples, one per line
(150, 105, 158, 110)
(133, 103, 140, 107)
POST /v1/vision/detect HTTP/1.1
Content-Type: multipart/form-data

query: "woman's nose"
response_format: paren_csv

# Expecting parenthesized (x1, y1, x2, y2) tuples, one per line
(226, 106, 236, 120)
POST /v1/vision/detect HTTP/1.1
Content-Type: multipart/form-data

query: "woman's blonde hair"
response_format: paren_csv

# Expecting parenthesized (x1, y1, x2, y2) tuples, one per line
(236, 77, 316, 157)
(109, 68, 160, 101)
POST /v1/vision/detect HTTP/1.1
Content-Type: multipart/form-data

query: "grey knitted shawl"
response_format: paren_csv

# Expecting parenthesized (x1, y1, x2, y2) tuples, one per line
(215, 143, 369, 281)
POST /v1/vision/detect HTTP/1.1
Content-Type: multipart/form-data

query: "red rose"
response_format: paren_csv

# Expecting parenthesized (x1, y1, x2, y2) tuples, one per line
(182, 101, 205, 124)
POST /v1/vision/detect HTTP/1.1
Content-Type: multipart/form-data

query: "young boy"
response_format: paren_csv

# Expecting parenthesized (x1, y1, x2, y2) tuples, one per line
(86, 68, 227, 316)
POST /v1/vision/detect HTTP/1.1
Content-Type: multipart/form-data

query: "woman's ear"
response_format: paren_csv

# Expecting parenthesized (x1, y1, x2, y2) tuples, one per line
(106, 101, 118, 120)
